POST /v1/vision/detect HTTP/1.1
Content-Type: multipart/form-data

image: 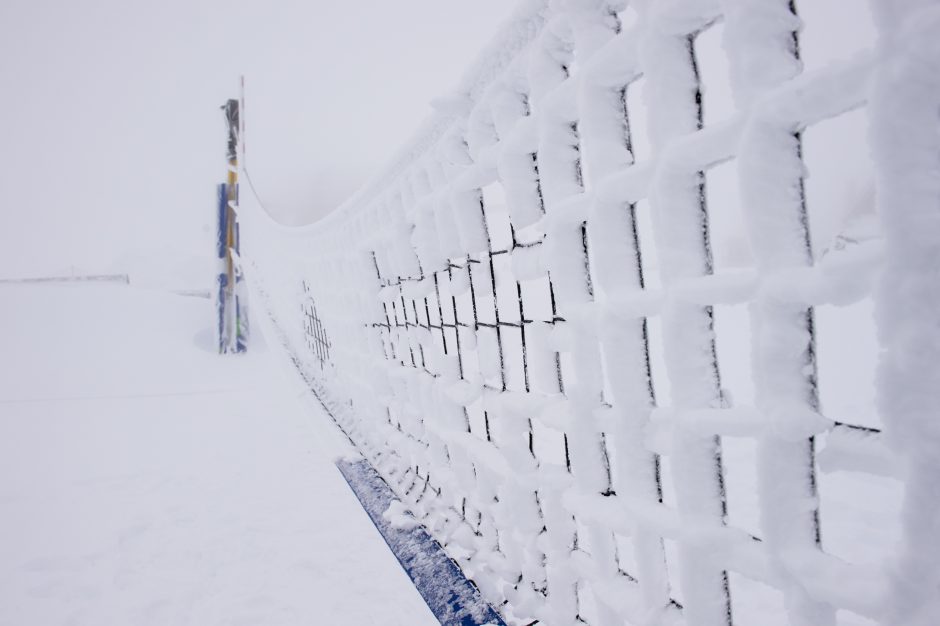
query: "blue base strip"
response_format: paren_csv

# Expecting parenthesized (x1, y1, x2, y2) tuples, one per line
(336, 459, 507, 626)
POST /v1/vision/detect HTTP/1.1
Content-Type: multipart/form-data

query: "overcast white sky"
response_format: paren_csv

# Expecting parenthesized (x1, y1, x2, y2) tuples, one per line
(0, 0, 512, 277)
(0, 0, 875, 282)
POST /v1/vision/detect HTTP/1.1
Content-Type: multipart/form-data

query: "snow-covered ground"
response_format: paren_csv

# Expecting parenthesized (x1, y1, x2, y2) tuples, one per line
(0, 282, 436, 626)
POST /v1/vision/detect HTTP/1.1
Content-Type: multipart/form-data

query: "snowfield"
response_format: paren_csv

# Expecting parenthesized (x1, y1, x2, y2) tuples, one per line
(2, 0, 938, 624)
(0, 282, 436, 626)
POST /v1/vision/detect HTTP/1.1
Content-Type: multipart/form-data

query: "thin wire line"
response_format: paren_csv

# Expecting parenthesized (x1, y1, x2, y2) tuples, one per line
(0, 388, 249, 405)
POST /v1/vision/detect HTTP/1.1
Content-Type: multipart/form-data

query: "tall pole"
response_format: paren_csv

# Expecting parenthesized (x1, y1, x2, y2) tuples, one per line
(218, 97, 247, 353)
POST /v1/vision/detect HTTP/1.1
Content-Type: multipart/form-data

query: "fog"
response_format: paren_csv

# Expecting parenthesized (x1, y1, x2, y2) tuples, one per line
(0, 0, 511, 277)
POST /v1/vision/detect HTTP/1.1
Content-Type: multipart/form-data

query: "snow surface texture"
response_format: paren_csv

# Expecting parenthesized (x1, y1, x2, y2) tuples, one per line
(0, 283, 438, 626)
(239, 1, 938, 625)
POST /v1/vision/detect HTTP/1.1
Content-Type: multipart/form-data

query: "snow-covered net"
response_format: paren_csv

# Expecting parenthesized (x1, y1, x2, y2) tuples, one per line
(240, 1, 940, 625)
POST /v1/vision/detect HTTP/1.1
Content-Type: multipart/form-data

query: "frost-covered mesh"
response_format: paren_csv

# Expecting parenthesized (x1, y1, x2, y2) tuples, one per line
(239, 1, 940, 625)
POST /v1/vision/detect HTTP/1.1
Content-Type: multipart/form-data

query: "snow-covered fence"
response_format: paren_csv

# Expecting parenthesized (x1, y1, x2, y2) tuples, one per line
(241, 1, 940, 625)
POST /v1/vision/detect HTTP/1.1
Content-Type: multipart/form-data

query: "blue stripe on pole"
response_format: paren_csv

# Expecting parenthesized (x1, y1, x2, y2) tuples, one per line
(217, 183, 228, 259)
(217, 272, 228, 353)
(235, 290, 247, 353)
(336, 459, 507, 626)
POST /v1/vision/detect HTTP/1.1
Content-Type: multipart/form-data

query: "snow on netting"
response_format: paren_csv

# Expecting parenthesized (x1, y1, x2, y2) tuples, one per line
(239, 1, 940, 625)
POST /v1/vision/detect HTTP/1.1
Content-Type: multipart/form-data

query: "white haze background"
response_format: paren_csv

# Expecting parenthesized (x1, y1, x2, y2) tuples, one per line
(0, 0, 512, 279)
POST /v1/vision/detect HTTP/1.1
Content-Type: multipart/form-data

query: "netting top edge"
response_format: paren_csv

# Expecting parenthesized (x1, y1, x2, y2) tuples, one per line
(253, 0, 550, 237)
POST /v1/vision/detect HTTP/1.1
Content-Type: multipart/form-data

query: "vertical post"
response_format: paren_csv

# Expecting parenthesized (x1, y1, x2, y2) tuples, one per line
(218, 97, 248, 353)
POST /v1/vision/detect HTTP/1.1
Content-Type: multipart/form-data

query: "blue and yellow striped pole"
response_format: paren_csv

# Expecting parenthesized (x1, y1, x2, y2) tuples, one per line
(217, 96, 248, 353)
